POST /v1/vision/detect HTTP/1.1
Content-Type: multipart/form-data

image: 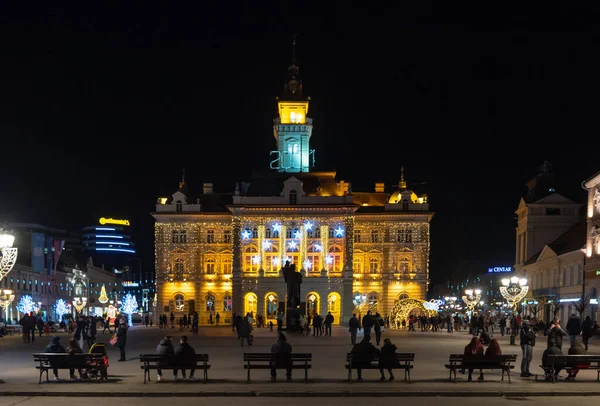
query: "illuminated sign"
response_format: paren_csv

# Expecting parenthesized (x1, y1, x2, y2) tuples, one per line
(99, 217, 130, 226)
(488, 266, 512, 273)
(122, 281, 139, 287)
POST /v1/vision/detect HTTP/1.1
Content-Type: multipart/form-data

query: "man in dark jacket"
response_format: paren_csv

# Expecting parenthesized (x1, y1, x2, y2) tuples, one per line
(348, 313, 360, 344)
(361, 311, 374, 339)
(324, 312, 334, 336)
(44, 336, 66, 380)
(155, 336, 174, 381)
(174, 335, 197, 380)
(350, 335, 380, 381)
(566, 314, 582, 346)
(581, 315, 595, 351)
(542, 341, 564, 381)
(519, 318, 537, 377)
(270, 332, 293, 381)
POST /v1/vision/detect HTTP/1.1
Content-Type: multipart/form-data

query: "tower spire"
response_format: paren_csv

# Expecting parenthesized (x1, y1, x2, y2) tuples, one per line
(179, 168, 186, 190)
(399, 166, 407, 189)
(292, 33, 298, 65)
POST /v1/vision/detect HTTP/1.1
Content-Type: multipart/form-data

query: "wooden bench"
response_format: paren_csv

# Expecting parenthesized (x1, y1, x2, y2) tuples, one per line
(139, 354, 210, 383)
(243, 353, 312, 382)
(444, 353, 517, 382)
(537, 354, 600, 382)
(345, 352, 415, 382)
(33, 353, 106, 384)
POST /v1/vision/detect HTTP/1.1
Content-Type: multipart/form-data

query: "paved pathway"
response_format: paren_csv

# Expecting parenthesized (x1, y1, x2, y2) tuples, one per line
(1, 325, 598, 396)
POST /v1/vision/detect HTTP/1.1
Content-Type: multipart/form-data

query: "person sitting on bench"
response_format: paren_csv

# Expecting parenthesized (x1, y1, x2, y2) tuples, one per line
(174, 335, 198, 380)
(44, 336, 66, 381)
(270, 332, 293, 381)
(463, 336, 484, 381)
(351, 335, 380, 381)
(542, 340, 564, 381)
(566, 335, 588, 381)
(378, 338, 398, 381)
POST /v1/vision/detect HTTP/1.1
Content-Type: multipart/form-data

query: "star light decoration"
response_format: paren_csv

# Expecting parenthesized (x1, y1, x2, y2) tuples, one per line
(334, 226, 345, 237)
(325, 256, 334, 265)
(272, 257, 280, 266)
(241, 230, 251, 240)
(262, 240, 272, 251)
(288, 240, 298, 250)
(293, 230, 302, 239)
(314, 243, 322, 251)
(304, 221, 313, 231)
(303, 259, 312, 270)
(272, 223, 282, 233)
(252, 256, 261, 265)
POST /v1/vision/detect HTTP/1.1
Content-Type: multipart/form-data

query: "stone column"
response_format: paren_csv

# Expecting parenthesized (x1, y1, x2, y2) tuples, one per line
(342, 215, 355, 326)
(232, 214, 243, 316)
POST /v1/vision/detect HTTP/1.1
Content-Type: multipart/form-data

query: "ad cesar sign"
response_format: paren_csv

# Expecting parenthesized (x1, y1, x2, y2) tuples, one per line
(488, 266, 512, 273)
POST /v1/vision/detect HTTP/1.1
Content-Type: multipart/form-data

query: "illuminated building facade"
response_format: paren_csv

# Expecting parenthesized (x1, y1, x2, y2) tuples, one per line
(153, 55, 433, 326)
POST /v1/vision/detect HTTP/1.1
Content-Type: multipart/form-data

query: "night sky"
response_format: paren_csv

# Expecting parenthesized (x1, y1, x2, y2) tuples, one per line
(2, 4, 599, 289)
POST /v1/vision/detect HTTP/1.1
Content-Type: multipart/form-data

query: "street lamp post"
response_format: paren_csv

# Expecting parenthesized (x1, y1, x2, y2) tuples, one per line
(72, 297, 87, 314)
(499, 276, 528, 345)
(0, 229, 17, 384)
(0, 289, 15, 323)
(462, 289, 482, 312)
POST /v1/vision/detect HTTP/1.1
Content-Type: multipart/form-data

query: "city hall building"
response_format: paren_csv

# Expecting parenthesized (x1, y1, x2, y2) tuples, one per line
(152, 57, 433, 326)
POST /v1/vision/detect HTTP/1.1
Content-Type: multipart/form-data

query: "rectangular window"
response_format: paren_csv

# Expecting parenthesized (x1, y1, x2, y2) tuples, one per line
(406, 229, 412, 243)
(180, 230, 187, 243)
(224, 230, 231, 243)
(562, 268, 567, 286)
(370, 230, 379, 243)
(546, 208, 561, 216)
(570, 265, 575, 286)
(577, 263, 583, 284)
(265, 228, 272, 238)
(315, 227, 321, 238)
(354, 230, 361, 243)
(328, 229, 335, 238)
(207, 230, 215, 243)
(172, 230, 179, 243)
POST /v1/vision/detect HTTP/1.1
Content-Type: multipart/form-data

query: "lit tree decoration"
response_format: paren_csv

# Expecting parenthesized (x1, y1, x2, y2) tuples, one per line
(121, 293, 138, 327)
(98, 285, 109, 304)
(16, 294, 38, 315)
(54, 299, 69, 322)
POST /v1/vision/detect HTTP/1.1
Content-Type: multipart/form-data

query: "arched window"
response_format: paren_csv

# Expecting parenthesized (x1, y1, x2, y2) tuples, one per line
(205, 259, 215, 274)
(266, 293, 278, 317)
(368, 293, 379, 311)
(289, 190, 298, 205)
(176, 200, 183, 212)
(222, 258, 232, 275)
(244, 246, 259, 272)
(398, 292, 409, 300)
(206, 294, 215, 312)
(369, 258, 379, 274)
(223, 295, 232, 312)
(174, 294, 185, 311)
(252, 227, 258, 239)
(353, 257, 363, 274)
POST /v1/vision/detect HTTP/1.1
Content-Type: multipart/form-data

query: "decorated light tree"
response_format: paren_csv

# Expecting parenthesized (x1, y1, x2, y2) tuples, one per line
(121, 293, 138, 327)
(16, 294, 38, 315)
(98, 285, 109, 304)
(54, 299, 69, 322)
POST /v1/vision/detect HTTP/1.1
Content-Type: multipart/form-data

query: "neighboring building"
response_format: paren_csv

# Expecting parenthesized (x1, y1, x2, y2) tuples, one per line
(81, 216, 153, 313)
(582, 170, 600, 322)
(514, 166, 586, 324)
(152, 54, 433, 326)
(1, 223, 122, 323)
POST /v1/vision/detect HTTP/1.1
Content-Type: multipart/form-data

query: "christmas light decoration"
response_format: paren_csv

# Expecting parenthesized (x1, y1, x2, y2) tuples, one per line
(288, 240, 298, 250)
(334, 226, 345, 237)
(314, 243, 322, 251)
(98, 285, 109, 304)
(241, 230, 251, 240)
(389, 298, 438, 329)
(304, 221, 313, 231)
(121, 293, 138, 326)
(54, 299, 69, 322)
(16, 295, 38, 315)
(293, 230, 302, 239)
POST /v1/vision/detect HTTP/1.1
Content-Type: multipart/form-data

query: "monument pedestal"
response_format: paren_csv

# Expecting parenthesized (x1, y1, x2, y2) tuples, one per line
(284, 308, 303, 333)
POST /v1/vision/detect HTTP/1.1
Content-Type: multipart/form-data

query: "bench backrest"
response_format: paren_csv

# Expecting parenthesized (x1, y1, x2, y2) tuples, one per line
(461, 354, 517, 365)
(548, 355, 600, 363)
(33, 353, 103, 367)
(346, 352, 415, 363)
(243, 353, 311, 362)
(139, 354, 209, 364)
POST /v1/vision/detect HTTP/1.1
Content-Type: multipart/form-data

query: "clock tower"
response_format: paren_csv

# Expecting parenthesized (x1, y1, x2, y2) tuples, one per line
(270, 35, 314, 173)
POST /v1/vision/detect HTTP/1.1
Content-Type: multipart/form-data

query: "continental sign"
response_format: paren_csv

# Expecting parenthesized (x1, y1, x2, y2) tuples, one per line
(99, 217, 131, 226)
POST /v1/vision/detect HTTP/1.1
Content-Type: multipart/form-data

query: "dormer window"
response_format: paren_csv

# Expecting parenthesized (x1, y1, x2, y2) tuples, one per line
(176, 200, 183, 212)
(289, 190, 298, 205)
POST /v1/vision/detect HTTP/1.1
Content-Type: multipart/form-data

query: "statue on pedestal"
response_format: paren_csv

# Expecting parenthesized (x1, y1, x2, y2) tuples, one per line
(283, 260, 302, 309)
